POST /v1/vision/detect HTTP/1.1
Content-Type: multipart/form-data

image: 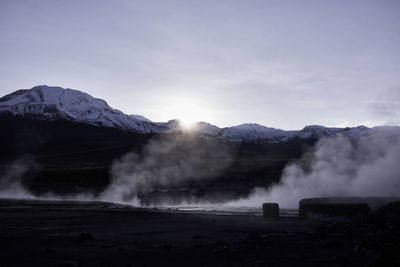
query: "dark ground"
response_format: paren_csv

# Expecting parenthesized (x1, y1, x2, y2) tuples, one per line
(1, 199, 400, 267)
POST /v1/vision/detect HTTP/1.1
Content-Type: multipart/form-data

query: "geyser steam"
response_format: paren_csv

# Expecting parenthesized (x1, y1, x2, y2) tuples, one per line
(100, 133, 234, 204)
(231, 127, 400, 208)
(0, 156, 37, 199)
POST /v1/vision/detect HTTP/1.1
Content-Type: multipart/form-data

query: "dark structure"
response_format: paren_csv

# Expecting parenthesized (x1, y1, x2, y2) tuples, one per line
(300, 197, 400, 210)
(299, 198, 370, 222)
(262, 203, 279, 218)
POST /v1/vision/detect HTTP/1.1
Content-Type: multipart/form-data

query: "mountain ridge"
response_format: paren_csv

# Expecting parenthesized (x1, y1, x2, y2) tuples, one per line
(0, 85, 386, 143)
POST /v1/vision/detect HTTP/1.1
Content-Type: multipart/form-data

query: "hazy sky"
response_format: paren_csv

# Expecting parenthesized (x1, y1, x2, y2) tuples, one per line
(1, 0, 399, 129)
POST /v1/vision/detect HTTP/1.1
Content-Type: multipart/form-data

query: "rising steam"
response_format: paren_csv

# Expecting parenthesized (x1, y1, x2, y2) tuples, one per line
(229, 127, 400, 208)
(3, 128, 400, 211)
(0, 157, 97, 201)
(0, 134, 234, 205)
(0, 156, 37, 199)
(100, 133, 234, 204)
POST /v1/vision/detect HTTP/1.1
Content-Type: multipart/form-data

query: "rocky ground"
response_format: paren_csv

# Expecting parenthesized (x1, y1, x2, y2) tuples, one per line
(0, 199, 399, 267)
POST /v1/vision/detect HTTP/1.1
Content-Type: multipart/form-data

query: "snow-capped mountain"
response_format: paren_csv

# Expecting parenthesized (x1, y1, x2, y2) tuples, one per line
(130, 114, 152, 122)
(0, 85, 164, 133)
(0, 85, 374, 142)
(158, 120, 370, 142)
(220, 123, 297, 143)
(157, 120, 222, 135)
(297, 125, 370, 139)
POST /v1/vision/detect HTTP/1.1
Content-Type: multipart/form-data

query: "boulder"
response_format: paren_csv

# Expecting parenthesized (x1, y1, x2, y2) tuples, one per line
(262, 203, 279, 218)
(299, 200, 370, 222)
(370, 201, 400, 228)
(300, 197, 400, 210)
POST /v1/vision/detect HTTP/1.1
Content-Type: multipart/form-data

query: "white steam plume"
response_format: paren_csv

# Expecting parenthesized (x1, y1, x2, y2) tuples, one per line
(100, 133, 234, 204)
(229, 127, 400, 209)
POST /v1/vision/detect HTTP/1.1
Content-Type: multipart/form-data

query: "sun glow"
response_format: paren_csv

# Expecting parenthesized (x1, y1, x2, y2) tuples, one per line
(160, 97, 212, 130)
(178, 118, 197, 130)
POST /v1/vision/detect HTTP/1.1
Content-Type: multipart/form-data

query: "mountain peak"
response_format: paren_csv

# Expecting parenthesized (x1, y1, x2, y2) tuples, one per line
(231, 123, 282, 132)
(0, 85, 161, 133)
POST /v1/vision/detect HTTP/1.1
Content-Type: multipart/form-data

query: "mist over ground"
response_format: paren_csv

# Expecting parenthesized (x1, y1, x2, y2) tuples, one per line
(100, 133, 235, 205)
(0, 156, 37, 199)
(1, 127, 399, 210)
(0, 132, 237, 205)
(230, 127, 400, 208)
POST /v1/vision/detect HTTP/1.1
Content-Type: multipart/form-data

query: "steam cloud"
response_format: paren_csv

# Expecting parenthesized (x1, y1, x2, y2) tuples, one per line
(0, 134, 234, 205)
(0, 156, 37, 199)
(100, 133, 234, 205)
(0, 157, 96, 201)
(3, 128, 400, 211)
(230, 127, 400, 209)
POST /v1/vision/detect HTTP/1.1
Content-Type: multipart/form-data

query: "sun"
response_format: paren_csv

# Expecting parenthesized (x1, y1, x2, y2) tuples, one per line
(178, 118, 197, 130)
(174, 103, 204, 130)
(160, 97, 212, 131)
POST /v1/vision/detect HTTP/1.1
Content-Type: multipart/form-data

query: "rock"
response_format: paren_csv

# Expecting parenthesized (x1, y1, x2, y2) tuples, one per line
(299, 199, 370, 222)
(59, 260, 79, 267)
(299, 197, 400, 211)
(44, 247, 55, 254)
(307, 226, 327, 240)
(370, 201, 400, 229)
(325, 221, 342, 233)
(244, 232, 263, 244)
(262, 203, 279, 218)
(213, 245, 231, 256)
(76, 232, 94, 243)
(192, 235, 207, 239)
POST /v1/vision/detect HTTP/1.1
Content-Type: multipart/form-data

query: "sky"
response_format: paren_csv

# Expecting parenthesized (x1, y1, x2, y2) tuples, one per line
(1, 0, 399, 129)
